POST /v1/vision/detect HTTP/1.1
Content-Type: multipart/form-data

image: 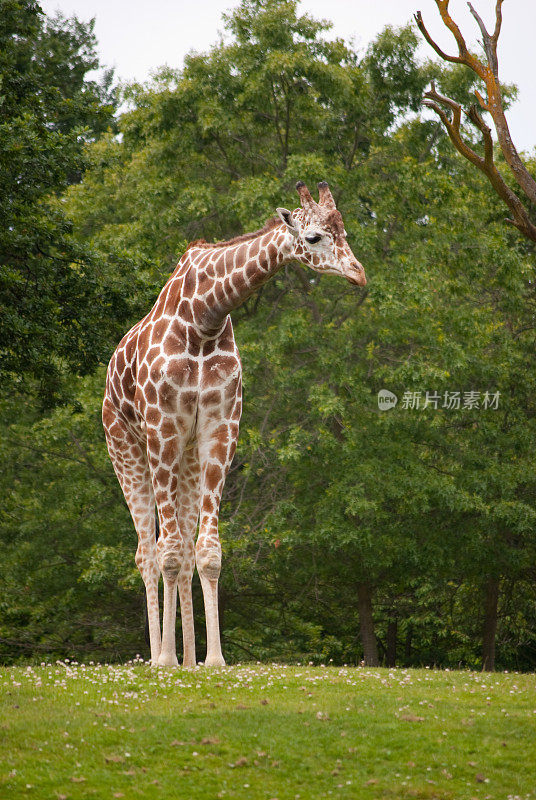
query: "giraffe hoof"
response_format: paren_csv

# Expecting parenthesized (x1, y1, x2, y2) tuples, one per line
(157, 652, 179, 667)
(204, 654, 226, 667)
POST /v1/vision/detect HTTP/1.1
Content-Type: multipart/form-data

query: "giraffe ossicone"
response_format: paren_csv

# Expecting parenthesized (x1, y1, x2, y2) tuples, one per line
(102, 181, 366, 667)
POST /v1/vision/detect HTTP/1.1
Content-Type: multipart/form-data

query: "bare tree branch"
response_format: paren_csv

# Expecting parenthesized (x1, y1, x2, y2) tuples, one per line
(416, 0, 536, 242)
(492, 0, 504, 45)
(414, 11, 464, 64)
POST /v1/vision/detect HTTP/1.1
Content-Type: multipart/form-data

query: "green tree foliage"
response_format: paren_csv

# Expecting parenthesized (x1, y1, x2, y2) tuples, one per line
(0, 0, 146, 404)
(1, 0, 535, 668)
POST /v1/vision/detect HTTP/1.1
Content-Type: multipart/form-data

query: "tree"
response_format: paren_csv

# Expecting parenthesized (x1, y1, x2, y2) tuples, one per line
(0, 0, 139, 405)
(415, 0, 536, 242)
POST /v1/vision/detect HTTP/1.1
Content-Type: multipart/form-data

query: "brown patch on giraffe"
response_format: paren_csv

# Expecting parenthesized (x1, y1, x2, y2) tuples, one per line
(202, 495, 216, 514)
(145, 382, 157, 406)
(155, 467, 170, 485)
(159, 381, 178, 413)
(201, 389, 221, 406)
(210, 440, 228, 463)
(197, 272, 212, 295)
(325, 209, 345, 237)
(116, 348, 126, 374)
(137, 361, 149, 385)
(180, 390, 197, 414)
(136, 330, 151, 361)
(223, 276, 233, 298)
(210, 423, 231, 443)
(202, 338, 216, 357)
(233, 399, 242, 420)
(124, 335, 137, 364)
(147, 435, 161, 456)
(204, 463, 222, 492)
(192, 297, 210, 324)
(248, 238, 261, 259)
(102, 402, 117, 430)
(214, 283, 227, 306)
(167, 358, 199, 387)
(178, 299, 194, 324)
(160, 503, 175, 520)
(129, 443, 143, 460)
(218, 337, 234, 352)
(222, 375, 241, 413)
(160, 418, 177, 439)
(145, 345, 161, 366)
(134, 386, 146, 413)
(222, 249, 234, 274)
(146, 406, 161, 426)
(121, 400, 137, 423)
(163, 283, 180, 316)
(111, 370, 122, 392)
(186, 330, 201, 357)
(182, 267, 196, 297)
(234, 243, 248, 267)
(245, 263, 258, 281)
(121, 372, 136, 399)
(161, 437, 178, 466)
(203, 355, 239, 386)
(152, 317, 170, 344)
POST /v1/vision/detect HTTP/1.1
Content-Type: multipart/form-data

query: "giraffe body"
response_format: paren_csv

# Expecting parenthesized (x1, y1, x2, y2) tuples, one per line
(103, 182, 366, 666)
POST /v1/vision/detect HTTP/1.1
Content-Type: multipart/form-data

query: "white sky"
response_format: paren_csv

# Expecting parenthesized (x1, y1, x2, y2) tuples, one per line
(40, 0, 535, 152)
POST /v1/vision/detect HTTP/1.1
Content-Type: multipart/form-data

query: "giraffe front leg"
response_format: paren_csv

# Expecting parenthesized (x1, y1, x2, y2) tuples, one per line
(157, 548, 180, 667)
(196, 514, 225, 666)
(197, 355, 241, 667)
(147, 424, 186, 669)
(197, 436, 236, 667)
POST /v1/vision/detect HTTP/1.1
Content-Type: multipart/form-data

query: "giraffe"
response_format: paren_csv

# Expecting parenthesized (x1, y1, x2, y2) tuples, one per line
(102, 180, 366, 667)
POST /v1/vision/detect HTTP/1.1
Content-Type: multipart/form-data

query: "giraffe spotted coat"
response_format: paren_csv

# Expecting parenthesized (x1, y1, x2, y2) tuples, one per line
(102, 181, 366, 666)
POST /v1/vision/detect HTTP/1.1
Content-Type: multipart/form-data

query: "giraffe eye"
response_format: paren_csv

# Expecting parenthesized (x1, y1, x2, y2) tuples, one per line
(305, 233, 322, 244)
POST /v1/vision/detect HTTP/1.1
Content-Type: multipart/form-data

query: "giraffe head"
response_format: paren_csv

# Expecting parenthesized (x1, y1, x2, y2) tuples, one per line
(276, 181, 366, 287)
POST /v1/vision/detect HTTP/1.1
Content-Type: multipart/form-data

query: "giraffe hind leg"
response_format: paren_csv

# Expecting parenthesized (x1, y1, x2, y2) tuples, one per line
(144, 508, 160, 648)
(103, 404, 161, 663)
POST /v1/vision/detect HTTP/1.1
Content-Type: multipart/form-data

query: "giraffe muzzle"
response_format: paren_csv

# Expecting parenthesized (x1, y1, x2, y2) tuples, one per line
(345, 262, 367, 287)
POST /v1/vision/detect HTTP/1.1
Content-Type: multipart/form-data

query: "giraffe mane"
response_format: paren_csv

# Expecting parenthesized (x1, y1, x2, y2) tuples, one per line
(186, 216, 281, 250)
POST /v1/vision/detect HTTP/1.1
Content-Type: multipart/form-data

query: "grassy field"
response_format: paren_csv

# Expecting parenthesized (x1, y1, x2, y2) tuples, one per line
(1, 661, 534, 800)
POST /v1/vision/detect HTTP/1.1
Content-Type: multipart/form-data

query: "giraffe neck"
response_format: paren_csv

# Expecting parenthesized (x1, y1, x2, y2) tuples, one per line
(187, 224, 293, 334)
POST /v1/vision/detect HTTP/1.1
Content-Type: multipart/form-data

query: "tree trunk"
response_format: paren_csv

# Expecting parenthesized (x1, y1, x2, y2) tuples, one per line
(357, 583, 379, 666)
(404, 625, 413, 663)
(482, 576, 500, 671)
(386, 618, 397, 667)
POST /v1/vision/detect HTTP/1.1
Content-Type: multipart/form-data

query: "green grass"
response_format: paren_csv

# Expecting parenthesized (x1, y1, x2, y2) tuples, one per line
(1, 661, 534, 800)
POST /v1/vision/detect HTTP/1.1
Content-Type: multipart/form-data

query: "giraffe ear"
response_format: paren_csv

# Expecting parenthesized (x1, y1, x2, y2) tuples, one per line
(276, 207, 299, 237)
